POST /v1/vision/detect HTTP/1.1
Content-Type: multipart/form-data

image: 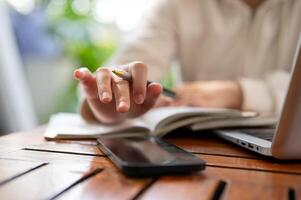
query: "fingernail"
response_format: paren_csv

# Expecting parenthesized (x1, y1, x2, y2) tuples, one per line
(135, 94, 144, 104)
(102, 92, 111, 103)
(74, 70, 83, 80)
(118, 101, 129, 113)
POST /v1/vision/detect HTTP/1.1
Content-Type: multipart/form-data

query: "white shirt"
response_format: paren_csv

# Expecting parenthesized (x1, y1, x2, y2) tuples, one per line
(110, 0, 301, 113)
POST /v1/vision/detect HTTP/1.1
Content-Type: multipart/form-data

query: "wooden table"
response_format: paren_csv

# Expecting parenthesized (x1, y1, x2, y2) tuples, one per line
(0, 127, 300, 200)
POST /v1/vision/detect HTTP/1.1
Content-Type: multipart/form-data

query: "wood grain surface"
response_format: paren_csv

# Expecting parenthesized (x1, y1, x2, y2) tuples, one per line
(0, 127, 300, 200)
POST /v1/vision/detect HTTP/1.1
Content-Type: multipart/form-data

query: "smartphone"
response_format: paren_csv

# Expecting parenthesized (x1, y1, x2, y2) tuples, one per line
(97, 135, 206, 177)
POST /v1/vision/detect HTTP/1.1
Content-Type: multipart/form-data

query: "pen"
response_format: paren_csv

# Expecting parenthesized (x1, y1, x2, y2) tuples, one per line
(112, 69, 177, 99)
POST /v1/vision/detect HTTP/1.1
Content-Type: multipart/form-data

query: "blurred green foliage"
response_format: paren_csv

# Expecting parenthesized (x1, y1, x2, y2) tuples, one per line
(46, 0, 117, 71)
(43, 0, 117, 112)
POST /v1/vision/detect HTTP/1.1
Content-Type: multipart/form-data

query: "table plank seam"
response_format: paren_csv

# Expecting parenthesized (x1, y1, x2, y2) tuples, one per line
(191, 152, 259, 160)
(48, 168, 103, 200)
(210, 180, 227, 200)
(288, 187, 296, 200)
(207, 165, 301, 176)
(22, 148, 105, 157)
(0, 162, 48, 186)
(131, 178, 158, 200)
(194, 152, 301, 163)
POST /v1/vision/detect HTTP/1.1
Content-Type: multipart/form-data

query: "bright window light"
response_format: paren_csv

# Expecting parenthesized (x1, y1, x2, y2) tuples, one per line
(93, 0, 149, 32)
(6, 0, 35, 14)
(72, 0, 91, 16)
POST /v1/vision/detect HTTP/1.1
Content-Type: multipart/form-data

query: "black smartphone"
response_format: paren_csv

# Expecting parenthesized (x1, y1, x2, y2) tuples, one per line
(97, 135, 206, 177)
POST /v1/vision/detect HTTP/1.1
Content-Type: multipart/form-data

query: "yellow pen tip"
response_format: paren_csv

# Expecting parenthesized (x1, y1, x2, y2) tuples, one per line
(112, 69, 125, 77)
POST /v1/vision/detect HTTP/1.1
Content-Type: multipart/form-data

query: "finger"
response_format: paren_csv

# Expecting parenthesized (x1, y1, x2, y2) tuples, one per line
(96, 67, 112, 103)
(112, 78, 130, 113)
(73, 68, 98, 99)
(142, 82, 162, 110)
(128, 62, 148, 104)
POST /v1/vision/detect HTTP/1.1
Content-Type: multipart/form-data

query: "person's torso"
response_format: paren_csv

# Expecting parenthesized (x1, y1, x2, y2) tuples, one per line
(173, 0, 301, 81)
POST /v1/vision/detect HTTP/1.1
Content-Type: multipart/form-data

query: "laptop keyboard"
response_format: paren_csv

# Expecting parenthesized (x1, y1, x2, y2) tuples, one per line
(240, 128, 275, 141)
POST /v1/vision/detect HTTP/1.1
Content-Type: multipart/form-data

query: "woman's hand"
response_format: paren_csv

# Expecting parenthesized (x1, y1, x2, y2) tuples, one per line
(73, 62, 162, 124)
(171, 81, 243, 109)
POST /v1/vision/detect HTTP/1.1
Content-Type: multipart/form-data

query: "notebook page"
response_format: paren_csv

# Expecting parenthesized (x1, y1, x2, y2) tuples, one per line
(141, 106, 241, 132)
(44, 113, 149, 139)
(190, 114, 277, 131)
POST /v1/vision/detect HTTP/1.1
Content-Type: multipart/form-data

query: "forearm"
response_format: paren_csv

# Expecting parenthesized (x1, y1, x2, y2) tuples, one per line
(239, 70, 290, 113)
(172, 80, 243, 109)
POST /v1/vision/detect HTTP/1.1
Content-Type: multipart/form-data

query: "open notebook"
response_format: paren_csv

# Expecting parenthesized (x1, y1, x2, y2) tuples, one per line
(44, 106, 277, 140)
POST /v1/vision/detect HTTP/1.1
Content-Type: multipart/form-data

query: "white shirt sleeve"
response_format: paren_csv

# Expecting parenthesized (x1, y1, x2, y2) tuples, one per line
(108, 0, 177, 82)
(239, 70, 291, 113)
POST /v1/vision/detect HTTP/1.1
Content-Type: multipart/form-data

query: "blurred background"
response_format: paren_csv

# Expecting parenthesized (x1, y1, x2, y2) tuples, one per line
(0, 0, 169, 134)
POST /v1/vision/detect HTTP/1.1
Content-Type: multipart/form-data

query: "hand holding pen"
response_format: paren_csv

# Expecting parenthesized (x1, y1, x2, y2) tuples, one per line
(73, 62, 175, 124)
(112, 69, 176, 99)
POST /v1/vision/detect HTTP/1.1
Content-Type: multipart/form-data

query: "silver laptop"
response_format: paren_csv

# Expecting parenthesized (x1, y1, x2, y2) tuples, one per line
(215, 33, 301, 159)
